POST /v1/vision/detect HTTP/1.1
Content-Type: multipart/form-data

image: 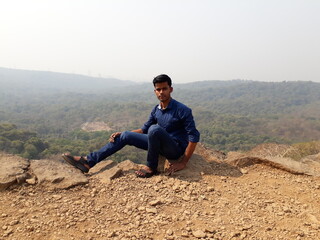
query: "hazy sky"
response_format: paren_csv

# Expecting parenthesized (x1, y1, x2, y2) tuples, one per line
(1, 0, 319, 83)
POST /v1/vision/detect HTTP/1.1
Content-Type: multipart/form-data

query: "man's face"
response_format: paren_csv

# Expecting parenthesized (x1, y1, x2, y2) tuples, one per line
(154, 82, 173, 103)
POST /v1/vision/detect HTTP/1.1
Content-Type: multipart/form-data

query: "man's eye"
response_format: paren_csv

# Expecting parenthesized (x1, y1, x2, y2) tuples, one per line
(155, 87, 168, 91)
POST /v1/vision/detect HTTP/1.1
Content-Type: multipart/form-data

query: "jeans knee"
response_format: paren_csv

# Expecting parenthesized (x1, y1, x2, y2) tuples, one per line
(119, 131, 130, 141)
(148, 125, 163, 137)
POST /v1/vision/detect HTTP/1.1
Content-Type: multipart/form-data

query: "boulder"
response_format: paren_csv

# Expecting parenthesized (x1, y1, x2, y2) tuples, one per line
(90, 160, 140, 184)
(88, 160, 116, 175)
(0, 153, 29, 191)
(117, 159, 140, 172)
(225, 146, 320, 176)
(168, 153, 242, 180)
(30, 159, 88, 189)
(91, 166, 122, 184)
(300, 153, 320, 176)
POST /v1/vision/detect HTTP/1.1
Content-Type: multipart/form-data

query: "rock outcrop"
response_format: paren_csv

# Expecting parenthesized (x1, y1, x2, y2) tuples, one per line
(0, 153, 29, 191)
(30, 159, 88, 189)
(224, 143, 320, 176)
(1, 143, 320, 191)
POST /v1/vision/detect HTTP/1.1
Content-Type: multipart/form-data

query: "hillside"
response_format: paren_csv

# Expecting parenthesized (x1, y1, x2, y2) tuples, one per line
(1, 144, 320, 239)
(1, 68, 320, 153)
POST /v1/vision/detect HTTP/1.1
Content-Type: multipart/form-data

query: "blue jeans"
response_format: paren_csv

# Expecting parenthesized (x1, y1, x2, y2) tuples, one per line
(86, 125, 185, 171)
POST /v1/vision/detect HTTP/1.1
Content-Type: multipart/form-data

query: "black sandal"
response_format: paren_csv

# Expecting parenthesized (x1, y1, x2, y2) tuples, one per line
(135, 169, 158, 178)
(62, 154, 90, 173)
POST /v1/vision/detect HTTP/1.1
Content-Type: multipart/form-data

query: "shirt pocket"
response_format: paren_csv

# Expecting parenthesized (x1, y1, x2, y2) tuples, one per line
(167, 117, 181, 131)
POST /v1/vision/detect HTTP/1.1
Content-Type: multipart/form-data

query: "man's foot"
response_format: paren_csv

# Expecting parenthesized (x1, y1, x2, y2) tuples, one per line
(62, 153, 90, 173)
(135, 166, 158, 178)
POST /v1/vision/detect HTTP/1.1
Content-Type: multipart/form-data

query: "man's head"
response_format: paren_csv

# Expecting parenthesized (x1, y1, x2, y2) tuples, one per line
(153, 74, 173, 105)
(153, 74, 172, 87)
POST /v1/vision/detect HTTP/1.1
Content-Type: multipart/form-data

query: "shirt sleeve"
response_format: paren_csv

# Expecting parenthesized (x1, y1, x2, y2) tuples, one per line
(141, 106, 157, 134)
(180, 107, 200, 143)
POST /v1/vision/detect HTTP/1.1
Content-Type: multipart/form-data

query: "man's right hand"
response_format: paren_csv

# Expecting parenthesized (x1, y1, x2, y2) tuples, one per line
(109, 132, 122, 142)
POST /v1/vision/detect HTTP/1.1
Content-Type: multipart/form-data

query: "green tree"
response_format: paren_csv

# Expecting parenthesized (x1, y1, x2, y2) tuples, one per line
(10, 140, 24, 154)
(23, 144, 38, 159)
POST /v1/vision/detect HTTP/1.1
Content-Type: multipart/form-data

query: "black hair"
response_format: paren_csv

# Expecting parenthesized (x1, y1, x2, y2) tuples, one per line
(153, 74, 172, 87)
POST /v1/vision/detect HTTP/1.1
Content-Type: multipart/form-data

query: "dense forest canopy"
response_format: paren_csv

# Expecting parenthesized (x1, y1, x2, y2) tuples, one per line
(1, 67, 319, 161)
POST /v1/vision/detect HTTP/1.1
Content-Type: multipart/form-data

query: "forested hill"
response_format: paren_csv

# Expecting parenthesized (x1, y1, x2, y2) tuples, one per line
(174, 80, 320, 115)
(2, 67, 319, 115)
(1, 68, 320, 158)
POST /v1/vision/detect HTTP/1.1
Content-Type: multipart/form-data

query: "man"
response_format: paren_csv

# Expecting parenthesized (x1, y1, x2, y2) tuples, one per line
(62, 74, 200, 178)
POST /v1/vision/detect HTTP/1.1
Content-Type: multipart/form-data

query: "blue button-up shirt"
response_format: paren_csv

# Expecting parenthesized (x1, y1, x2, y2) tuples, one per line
(141, 98, 200, 150)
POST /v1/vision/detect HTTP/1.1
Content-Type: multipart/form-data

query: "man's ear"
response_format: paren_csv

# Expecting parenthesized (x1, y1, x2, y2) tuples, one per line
(170, 87, 173, 93)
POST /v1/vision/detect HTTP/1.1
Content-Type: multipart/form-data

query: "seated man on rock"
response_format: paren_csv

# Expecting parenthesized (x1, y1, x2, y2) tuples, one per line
(63, 74, 200, 178)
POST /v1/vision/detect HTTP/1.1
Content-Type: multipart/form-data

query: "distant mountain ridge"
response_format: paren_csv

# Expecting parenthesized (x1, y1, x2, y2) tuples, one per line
(0, 67, 136, 93)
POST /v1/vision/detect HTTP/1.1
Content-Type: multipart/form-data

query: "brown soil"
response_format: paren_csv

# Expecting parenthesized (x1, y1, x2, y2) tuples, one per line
(1, 162, 320, 240)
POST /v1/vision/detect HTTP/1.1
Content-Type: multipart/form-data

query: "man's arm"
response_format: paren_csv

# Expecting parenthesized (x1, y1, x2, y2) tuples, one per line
(167, 141, 197, 174)
(131, 129, 143, 134)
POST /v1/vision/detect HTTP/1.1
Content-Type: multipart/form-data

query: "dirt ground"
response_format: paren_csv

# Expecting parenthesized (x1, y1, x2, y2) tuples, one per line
(81, 122, 113, 132)
(1, 161, 320, 240)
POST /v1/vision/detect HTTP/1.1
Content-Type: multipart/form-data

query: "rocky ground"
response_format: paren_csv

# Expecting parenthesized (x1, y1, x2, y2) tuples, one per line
(1, 145, 320, 240)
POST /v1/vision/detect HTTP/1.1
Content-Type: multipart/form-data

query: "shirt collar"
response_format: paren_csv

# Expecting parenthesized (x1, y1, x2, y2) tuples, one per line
(157, 98, 174, 110)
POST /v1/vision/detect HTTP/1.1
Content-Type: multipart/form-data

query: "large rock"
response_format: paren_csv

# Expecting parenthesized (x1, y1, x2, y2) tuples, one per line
(225, 155, 310, 174)
(88, 160, 116, 175)
(117, 159, 140, 172)
(225, 144, 320, 176)
(172, 153, 242, 180)
(248, 143, 294, 158)
(300, 153, 320, 176)
(0, 153, 29, 191)
(90, 160, 140, 183)
(30, 159, 88, 189)
(195, 143, 226, 161)
(94, 166, 122, 184)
